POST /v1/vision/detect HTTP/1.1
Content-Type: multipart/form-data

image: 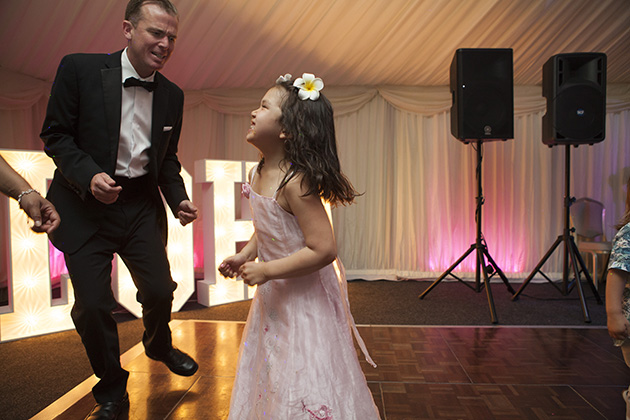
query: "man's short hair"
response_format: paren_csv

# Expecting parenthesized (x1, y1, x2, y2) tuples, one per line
(125, 0, 178, 26)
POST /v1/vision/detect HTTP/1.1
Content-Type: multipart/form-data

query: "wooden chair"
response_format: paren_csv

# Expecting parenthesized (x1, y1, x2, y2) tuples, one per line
(570, 197, 612, 290)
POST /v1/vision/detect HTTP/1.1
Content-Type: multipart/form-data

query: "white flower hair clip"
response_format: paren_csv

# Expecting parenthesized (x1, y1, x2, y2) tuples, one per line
(293, 73, 324, 101)
(276, 74, 293, 84)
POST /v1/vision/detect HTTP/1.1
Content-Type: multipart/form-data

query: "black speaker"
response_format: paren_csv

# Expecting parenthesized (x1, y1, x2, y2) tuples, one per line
(450, 48, 514, 143)
(542, 53, 606, 146)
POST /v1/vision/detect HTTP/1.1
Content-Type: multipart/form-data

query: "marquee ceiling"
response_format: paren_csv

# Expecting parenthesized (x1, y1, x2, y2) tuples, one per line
(0, 0, 629, 91)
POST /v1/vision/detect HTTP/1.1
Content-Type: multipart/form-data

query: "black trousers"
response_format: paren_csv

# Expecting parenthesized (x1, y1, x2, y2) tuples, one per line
(64, 181, 177, 403)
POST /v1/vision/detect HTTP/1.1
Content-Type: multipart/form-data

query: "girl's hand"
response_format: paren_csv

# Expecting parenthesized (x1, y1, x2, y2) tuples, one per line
(239, 261, 268, 286)
(218, 254, 248, 278)
(608, 312, 630, 341)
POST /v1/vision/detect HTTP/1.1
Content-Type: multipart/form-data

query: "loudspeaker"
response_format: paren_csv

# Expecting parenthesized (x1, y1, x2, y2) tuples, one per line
(450, 48, 514, 142)
(542, 53, 606, 146)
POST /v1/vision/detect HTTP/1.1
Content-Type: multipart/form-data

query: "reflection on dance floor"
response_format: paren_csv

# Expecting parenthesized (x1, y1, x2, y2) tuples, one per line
(35, 320, 628, 419)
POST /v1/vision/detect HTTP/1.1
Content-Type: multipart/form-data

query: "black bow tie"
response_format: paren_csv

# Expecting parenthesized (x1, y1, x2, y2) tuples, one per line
(123, 77, 157, 92)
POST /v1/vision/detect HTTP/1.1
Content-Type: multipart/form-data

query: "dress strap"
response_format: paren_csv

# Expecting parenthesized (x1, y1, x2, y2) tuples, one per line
(272, 168, 296, 200)
(248, 164, 258, 188)
(334, 259, 377, 368)
(249, 164, 283, 199)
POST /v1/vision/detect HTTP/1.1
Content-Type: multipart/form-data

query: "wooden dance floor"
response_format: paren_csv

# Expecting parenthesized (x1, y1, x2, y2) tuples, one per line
(33, 320, 628, 419)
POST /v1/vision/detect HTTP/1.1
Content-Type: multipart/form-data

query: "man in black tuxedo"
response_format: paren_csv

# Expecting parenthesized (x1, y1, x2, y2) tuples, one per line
(40, 1, 198, 419)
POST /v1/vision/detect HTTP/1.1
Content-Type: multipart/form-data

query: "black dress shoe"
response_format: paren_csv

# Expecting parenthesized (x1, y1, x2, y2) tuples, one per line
(85, 392, 129, 420)
(146, 347, 199, 376)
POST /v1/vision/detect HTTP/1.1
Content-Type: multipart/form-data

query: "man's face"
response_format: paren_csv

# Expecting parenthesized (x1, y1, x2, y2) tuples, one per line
(123, 3, 178, 78)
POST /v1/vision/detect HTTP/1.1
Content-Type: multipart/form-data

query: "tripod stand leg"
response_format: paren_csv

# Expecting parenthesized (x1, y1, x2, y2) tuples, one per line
(482, 247, 516, 294)
(478, 247, 498, 324)
(512, 235, 563, 301)
(567, 238, 591, 323)
(418, 244, 476, 299)
(569, 236, 603, 304)
(420, 141, 507, 323)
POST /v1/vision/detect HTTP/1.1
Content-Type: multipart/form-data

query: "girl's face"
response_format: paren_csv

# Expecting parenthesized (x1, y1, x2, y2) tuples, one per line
(247, 87, 285, 149)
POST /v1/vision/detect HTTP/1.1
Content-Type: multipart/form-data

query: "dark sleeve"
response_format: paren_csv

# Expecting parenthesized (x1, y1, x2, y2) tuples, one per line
(157, 84, 189, 213)
(40, 54, 103, 200)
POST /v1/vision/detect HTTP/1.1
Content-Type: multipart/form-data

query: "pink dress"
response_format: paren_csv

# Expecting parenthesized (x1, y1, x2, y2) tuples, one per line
(228, 180, 380, 420)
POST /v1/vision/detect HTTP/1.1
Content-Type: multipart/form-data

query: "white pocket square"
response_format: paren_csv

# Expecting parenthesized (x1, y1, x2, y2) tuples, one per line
(163, 126, 173, 132)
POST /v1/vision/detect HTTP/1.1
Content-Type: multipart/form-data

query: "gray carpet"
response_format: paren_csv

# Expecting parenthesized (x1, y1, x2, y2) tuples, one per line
(168, 279, 606, 326)
(0, 279, 606, 420)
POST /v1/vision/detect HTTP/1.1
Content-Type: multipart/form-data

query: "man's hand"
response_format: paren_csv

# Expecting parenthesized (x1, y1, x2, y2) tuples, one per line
(176, 200, 198, 226)
(19, 193, 61, 234)
(90, 173, 122, 204)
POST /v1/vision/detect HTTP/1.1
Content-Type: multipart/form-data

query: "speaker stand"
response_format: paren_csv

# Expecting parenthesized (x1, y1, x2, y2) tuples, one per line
(419, 141, 515, 324)
(511, 145, 602, 322)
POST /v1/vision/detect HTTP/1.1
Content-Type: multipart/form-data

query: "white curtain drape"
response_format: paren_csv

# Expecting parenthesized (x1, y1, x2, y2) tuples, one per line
(1, 68, 629, 281)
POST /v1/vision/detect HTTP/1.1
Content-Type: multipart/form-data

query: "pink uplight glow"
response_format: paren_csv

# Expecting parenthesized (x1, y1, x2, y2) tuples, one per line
(48, 243, 67, 281)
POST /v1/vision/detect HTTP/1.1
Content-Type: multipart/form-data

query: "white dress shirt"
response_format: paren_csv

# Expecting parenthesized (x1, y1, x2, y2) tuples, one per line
(116, 47, 153, 178)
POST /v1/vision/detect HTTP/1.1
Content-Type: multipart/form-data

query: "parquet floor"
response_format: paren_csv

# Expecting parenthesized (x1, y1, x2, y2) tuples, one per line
(34, 320, 629, 420)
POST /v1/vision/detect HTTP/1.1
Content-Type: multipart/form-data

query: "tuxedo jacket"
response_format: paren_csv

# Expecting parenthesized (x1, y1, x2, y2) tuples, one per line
(41, 50, 189, 254)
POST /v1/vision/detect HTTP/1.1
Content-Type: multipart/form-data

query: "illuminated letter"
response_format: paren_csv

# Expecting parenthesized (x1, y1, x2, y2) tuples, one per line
(0, 150, 74, 341)
(112, 170, 195, 318)
(194, 159, 256, 306)
(0, 150, 196, 340)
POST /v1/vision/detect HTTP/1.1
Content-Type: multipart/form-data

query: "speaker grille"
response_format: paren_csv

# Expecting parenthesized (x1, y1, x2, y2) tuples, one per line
(555, 84, 605, 140)
(462, 82, 512, 138)
(450, 48, 514, 142)
(542, 52, 606, 146)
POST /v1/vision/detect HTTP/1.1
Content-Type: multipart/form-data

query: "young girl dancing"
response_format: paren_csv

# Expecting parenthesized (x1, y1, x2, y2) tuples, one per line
(219, 73, 381, 419)
(606, 176, 630, 419)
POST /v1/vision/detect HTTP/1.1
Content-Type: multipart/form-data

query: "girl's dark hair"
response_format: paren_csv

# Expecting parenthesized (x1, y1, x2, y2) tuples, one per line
(259, 78, 360, 206)
(616, 175, 630, 229)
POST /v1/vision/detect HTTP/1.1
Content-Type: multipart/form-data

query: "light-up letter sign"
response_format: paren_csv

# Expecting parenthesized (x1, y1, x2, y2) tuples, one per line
(0, 149, 194, 341)
(194, 159, 256, 306)
(112, 171, 195, 318)
(0, 150, 73, 342)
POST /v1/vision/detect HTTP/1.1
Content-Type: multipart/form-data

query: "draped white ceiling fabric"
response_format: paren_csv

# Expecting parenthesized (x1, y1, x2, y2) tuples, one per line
(1, 0, 629, 89)
(0, 0, 629, 281)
